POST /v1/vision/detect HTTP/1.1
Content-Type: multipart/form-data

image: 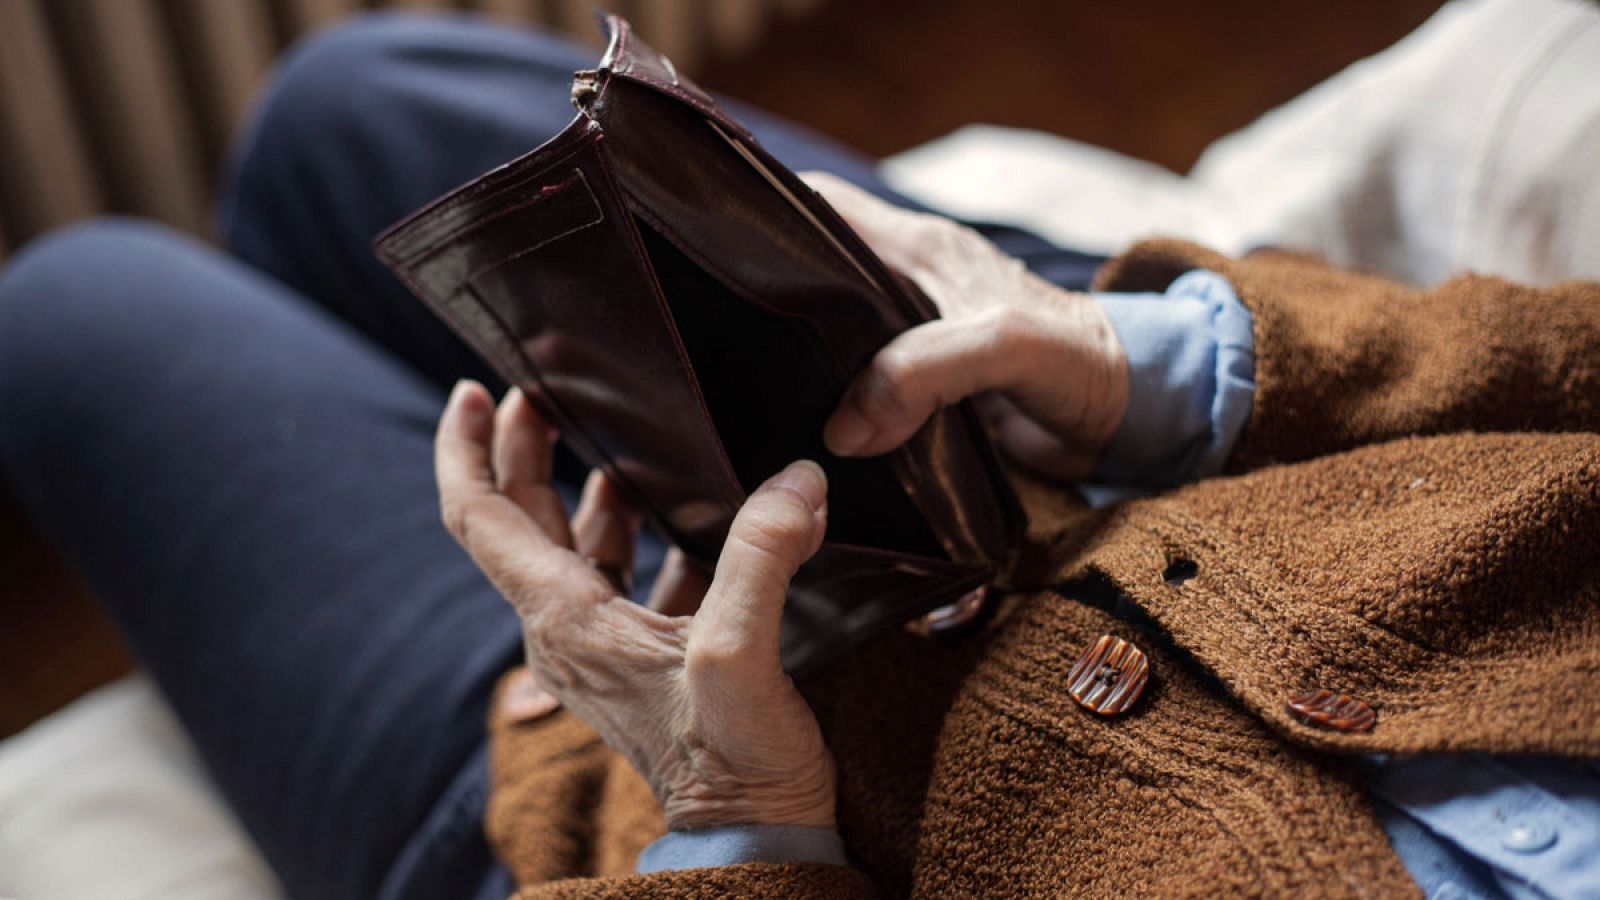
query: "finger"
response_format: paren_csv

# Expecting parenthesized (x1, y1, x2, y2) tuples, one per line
(800, 170, 940, 273)
(435, 381, 562, 575)
(823, 314, 1027, 457)
(497, 666, 561, 723)
(692, 461, 827, 664)
(492, 387, 572, 547)
(571, 469, 640, 596)
(647, 547, 711, 617)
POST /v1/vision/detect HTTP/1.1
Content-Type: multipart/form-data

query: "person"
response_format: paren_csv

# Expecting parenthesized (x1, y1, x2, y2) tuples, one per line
(0, 10, 1596, 900)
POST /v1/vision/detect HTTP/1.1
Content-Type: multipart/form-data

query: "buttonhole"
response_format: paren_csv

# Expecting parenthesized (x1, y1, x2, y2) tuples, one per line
(1163, 558, 1198, 587)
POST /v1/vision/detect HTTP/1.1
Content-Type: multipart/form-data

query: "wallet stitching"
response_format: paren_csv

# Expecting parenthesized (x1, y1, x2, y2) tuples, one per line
(385, 137, 598, 259)
(457, 172, 606, 286)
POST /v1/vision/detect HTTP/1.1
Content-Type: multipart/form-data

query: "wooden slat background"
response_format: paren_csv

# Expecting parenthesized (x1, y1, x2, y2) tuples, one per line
(0, 0, 812, 263)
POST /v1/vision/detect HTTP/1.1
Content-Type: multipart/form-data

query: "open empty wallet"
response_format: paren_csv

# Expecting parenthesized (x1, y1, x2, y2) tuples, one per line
(375, 14, 1024, 674)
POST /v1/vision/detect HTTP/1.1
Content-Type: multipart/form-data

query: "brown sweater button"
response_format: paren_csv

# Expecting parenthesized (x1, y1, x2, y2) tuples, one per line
(1286, 689, 1376, 732)
(1067, 635, 1150, 715)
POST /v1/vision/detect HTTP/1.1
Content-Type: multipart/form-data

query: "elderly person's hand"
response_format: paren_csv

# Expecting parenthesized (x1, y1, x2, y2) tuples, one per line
(435, 380, 836, 829)
(805, 172, 1129, 481)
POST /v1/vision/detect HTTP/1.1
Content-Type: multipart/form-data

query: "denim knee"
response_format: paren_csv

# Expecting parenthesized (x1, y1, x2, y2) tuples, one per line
(0, 218, 196, 477)
(0, 216, 198, 377)
(219, 14, 590, 241)
(0, 216, 184, 334)
(219, 16, 417, 234)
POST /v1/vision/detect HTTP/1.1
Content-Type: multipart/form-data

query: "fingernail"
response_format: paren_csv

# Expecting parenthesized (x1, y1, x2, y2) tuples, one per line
(768, 460, 827, 512)
(500, 668, 561, 724)
(452, 380, 489, 424)
(823, 408, 875, 457)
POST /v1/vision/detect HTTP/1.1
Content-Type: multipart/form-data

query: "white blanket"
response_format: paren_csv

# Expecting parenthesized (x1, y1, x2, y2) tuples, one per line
(884, 0, 1600, 288)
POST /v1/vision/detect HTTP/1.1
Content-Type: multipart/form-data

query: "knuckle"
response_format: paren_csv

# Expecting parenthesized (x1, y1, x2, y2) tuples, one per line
(901, 217, 949, 266)
(923, 218, 966, 255)
(731, 495, 814, 564)
(863, 350, 923, 421)
(982, 304, 1036, 353)
(438, 496, 475, 542)
(948, 220, 987, 249)
(684, 633, 746, 681)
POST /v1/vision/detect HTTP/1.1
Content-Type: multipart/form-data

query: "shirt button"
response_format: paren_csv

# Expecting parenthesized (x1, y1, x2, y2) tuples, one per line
(1501, 820, 1557, 853)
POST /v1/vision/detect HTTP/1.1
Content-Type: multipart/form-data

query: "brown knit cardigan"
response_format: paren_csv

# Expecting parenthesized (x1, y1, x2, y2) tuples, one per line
(483, 240, 1600, 898)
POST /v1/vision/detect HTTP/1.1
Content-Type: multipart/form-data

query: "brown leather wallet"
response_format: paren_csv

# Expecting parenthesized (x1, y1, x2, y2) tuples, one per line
(375, 15, 1023, 674)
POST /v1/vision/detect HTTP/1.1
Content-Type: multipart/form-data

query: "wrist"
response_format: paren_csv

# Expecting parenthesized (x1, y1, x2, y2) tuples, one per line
(659, 754, 837, 831)
(1016, 280, 1129, 449)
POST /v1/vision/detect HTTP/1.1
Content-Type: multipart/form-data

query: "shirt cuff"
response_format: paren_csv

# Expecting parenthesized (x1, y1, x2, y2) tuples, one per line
(1078, 269, 1256, 507)
(636, 825, 850, 873)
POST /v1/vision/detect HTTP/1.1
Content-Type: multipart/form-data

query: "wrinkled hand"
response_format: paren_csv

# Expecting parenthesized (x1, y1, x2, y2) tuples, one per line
(805, 172, 1129, 480)
(436, 381, 836, 829)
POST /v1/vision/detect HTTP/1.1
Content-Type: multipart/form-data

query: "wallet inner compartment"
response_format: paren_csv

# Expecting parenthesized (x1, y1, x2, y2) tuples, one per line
(636, 219, 944, 559)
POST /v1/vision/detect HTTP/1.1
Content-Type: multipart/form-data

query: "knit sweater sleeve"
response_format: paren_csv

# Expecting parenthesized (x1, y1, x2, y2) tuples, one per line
(1092, 239, 1600, 471)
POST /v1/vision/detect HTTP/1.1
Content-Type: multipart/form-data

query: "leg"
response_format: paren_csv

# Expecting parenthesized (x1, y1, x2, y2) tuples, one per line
(0, 220, 517, 899)
(221, 14, 1103, 392)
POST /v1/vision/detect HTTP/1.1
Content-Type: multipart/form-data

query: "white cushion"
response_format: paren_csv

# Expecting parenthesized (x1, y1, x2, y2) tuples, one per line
(0, 674, 283, 900)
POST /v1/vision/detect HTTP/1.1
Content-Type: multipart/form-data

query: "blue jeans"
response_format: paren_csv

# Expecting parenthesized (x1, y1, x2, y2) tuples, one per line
(0, 14, 1103, 900)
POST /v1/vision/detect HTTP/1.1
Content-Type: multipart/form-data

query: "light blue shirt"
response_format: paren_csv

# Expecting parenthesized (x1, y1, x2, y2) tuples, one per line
(639, 270, 1600, 899)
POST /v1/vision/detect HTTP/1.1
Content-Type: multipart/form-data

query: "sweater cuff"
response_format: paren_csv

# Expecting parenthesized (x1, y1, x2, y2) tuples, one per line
(1078, 269, 1256, 506)
(637, 825, 850, 873)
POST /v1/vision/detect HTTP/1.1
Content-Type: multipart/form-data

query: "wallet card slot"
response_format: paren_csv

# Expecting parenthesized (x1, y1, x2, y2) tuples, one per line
(461, 172, 605, 284)
(375, 121, 601, 264)
(409, 169, 607, 296)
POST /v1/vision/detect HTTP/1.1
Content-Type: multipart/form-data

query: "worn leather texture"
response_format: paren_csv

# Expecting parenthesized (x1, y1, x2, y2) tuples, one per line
(375, 15, 1022, 673)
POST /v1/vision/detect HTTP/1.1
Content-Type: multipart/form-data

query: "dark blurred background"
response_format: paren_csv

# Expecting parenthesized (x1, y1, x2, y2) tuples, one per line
(0, 0, 1442, 735)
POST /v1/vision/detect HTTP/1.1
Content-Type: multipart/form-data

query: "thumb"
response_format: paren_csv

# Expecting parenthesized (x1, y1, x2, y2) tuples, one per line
(691, 461, 828, 665)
